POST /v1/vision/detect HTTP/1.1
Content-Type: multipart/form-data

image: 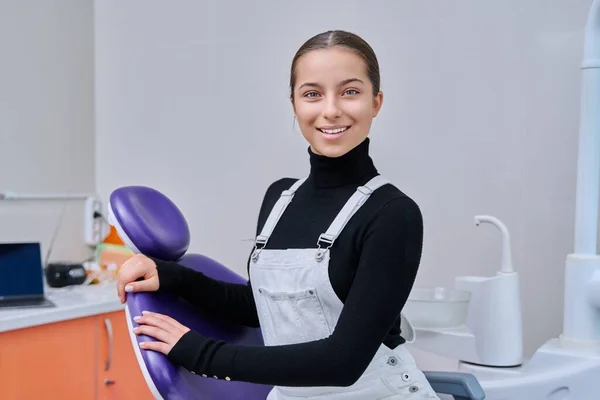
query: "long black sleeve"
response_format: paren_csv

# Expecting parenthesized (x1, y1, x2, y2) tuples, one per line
(166, 197, 423, 387)
(149, 180, 280, 328)
(153, 259, 259, 327)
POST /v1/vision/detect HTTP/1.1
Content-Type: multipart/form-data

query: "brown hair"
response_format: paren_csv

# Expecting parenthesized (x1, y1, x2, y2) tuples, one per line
(289, 30, 381, 103)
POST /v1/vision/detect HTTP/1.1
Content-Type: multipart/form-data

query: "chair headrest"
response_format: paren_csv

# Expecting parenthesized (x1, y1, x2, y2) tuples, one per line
(108, 186, 190, 260)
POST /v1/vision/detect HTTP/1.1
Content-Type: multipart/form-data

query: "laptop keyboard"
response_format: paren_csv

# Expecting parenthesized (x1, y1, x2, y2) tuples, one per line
(0, 297, 55, 309)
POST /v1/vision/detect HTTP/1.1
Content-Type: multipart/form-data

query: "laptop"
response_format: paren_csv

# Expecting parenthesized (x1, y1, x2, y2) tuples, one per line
(0, 242, 55, 309)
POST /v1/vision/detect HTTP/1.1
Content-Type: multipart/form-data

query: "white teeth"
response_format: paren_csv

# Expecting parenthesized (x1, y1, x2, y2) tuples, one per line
(321, 127, 348, 134)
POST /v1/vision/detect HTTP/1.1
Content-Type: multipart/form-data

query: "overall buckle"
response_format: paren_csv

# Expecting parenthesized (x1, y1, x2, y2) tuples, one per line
(315, 234, 335, 262)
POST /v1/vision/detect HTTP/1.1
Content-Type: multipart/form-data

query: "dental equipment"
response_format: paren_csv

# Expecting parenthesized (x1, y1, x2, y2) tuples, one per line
(0, 191, 106, 246)
(405, 215, 523, 368)
(405, 1, 600, 398)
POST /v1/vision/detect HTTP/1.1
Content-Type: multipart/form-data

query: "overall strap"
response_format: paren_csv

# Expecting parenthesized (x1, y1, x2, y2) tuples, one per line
(252, 178, 306, 259)
(315, 175, 390, 261)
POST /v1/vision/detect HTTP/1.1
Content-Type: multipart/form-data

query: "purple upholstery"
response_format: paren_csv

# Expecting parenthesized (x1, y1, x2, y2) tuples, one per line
(109, 186, 190, 260)
(109, 186, 272, 400)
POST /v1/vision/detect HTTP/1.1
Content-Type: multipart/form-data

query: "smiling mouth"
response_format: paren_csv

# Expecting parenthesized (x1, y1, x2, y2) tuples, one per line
(317, 126, 350, 135)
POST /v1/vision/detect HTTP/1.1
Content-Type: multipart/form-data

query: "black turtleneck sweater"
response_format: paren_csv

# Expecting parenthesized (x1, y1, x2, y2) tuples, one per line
(153, 138, 424, 387)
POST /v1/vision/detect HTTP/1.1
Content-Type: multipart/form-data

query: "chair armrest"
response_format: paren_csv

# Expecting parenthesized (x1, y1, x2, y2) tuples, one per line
(424, 371, 486, 400)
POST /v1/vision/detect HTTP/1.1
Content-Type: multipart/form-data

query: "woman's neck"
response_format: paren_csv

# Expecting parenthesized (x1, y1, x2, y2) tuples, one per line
(306, 138, 378, 188)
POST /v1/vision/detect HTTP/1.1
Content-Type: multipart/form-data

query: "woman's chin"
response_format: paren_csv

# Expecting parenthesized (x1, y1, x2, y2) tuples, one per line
(310, 135, 367, 158)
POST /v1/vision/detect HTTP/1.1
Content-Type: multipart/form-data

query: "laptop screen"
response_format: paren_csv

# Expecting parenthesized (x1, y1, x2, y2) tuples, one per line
(0, 242, 45, 300)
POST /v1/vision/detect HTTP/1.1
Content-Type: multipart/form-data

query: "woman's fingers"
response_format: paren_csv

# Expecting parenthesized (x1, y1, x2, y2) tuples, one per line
(133, 312, 188, 340)
(116, 256, 143, 302)
(138, 340, 171, 355)
(133, 311, 191, 356)
(148, 311, 188, 332)
(133, 315, 173, 342)
(124, 277, 159, 295)
(116, 255, 159, 303)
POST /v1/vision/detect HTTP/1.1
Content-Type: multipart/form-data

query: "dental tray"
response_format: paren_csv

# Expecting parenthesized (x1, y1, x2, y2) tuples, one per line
(404, 287, 471, 328)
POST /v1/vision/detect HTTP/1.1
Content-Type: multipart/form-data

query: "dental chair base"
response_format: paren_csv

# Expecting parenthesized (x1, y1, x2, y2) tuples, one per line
(457, 337, 600, 400)
(456, 253, 600, 400)
(409, 252, 600, 399)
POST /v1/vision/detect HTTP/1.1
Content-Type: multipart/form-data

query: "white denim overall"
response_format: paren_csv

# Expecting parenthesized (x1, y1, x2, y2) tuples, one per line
(249, 176, 440, 400)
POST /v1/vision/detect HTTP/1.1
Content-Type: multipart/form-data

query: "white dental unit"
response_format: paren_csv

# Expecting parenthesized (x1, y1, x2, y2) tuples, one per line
(403, 1, 600, 398)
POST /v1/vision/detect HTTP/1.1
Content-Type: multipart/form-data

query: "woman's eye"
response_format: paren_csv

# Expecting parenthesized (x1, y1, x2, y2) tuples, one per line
(304, 92, 319, 98)
(344, 89, 359, 95)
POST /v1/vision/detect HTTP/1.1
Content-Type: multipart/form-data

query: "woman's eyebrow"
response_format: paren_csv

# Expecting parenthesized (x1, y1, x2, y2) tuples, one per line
(298, 78, 365, 90)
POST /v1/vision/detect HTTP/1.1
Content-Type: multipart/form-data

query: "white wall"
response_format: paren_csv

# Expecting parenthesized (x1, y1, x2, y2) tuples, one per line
(0, 0, 95, 263)
(94, 0, 594, 362)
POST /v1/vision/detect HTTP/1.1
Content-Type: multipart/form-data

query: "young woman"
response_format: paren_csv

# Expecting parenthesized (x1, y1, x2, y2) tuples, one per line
(117, 30, 440, 399)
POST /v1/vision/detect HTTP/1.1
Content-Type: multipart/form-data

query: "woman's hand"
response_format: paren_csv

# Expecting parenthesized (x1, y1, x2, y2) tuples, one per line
(117, 254, 160, 303)
(133, 311, 191, 355)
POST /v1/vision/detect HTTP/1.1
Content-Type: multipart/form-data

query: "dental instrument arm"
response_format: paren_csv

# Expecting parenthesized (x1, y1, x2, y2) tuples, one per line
(574, 0, 600, 255)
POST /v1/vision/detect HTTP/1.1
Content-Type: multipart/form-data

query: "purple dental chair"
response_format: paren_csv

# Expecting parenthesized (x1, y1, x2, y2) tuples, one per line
(108, 186, 486, 400)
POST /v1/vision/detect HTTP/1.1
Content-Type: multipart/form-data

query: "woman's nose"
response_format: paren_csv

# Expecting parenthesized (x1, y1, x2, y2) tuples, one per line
(322, 98, 342, 119)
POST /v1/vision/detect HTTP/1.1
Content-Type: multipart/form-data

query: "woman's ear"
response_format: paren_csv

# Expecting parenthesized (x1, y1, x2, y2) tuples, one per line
(372, 91, 384, 118)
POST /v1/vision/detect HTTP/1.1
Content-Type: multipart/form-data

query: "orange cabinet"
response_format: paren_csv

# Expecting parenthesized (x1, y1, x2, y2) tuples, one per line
(97, 311, 153, 400)
(0, 311, 153, 400)
(0, 315, 97, 399)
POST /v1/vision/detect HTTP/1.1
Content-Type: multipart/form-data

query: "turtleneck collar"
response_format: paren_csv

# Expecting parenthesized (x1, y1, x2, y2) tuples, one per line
(306, 137, 378, 188)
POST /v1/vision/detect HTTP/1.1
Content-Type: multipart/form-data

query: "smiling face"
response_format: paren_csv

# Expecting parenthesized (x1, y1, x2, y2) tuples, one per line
(291, 47, 383, 158)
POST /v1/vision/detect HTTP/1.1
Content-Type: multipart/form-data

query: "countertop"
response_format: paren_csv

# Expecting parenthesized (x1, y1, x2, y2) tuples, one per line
(0, 281, 124, 333)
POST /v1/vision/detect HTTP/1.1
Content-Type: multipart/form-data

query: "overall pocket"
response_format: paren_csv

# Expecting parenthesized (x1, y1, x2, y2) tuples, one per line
(257, 287, 332, 346)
